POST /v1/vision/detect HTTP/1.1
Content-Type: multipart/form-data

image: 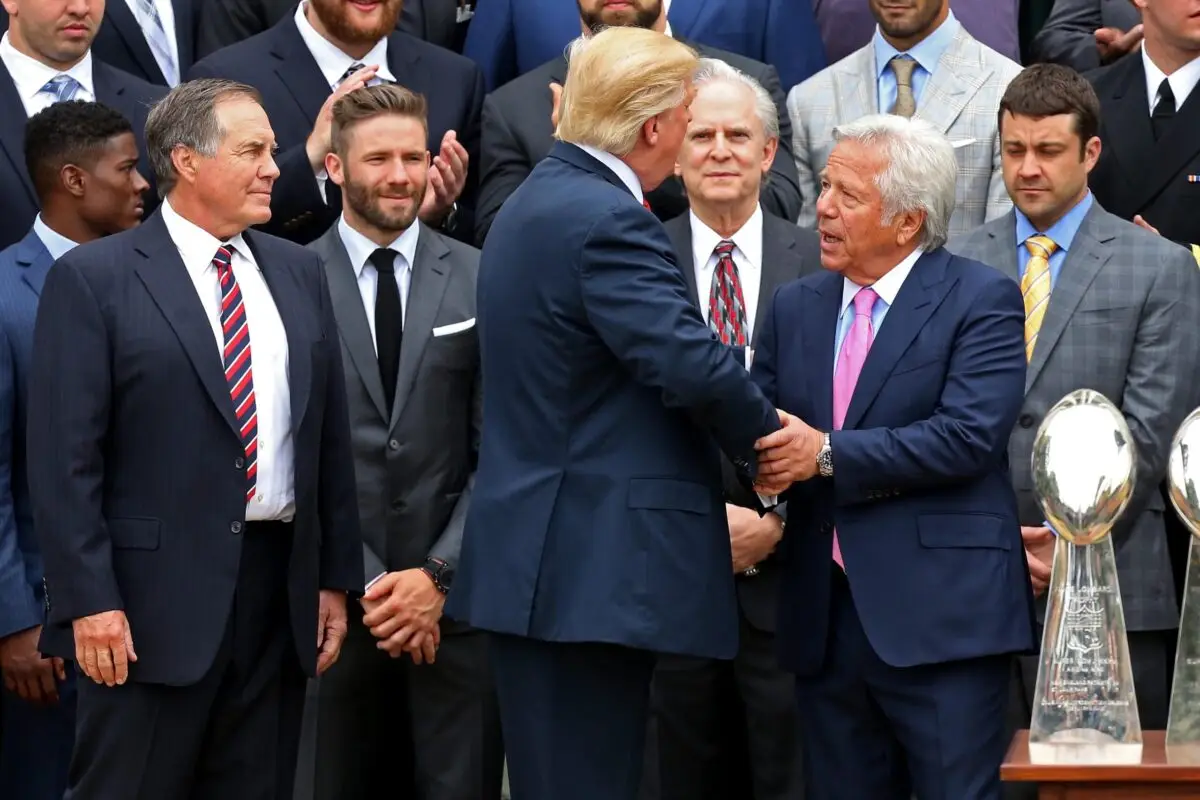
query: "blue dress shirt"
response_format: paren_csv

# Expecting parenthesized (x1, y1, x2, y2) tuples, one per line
(872, 10, 960, 113)
(1014, 192, 1094, 289)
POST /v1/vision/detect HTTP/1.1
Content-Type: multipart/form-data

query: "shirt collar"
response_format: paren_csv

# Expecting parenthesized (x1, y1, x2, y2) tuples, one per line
(32, 214, 79, 262)
(294, 1, 394, 89)
(1141, 46, 1200, 114)
(574, 143, 645, 204)
(872, 10, 959, 80)
(338, 214, 420, 279)
(1014, 191, 1093, 253)
(840, 247, 923, 316)
(0, 32, 95, 103)
(160, 197, 252, 279)
(689, 204, 764, 272)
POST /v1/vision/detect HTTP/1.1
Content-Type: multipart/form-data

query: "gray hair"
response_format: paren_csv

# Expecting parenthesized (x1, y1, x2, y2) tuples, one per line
(831, 114, 957, 250)
(691, 58, 779, 141)
(145, 78, 262, 198)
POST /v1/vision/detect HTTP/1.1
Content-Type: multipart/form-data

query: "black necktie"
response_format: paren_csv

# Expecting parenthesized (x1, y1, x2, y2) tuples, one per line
(338, 62, 366, 85)
(1152, 79, 1176, 141)
(370, 248, 403, 412)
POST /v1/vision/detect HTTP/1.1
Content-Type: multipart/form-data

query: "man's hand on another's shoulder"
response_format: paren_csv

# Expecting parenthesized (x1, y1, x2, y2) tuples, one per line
(753, 410, 822, 495)
(72, 610, 136, 687)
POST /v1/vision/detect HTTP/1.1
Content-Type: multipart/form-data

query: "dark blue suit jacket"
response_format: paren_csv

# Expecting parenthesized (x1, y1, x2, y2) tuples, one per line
(0, 59, 164, 251)
(751, 248, 1037, 675)
(445, 142, 780, 660)
(0, 229, 52, 641)
(463, 0, 827, 92)
(28, 211, 363, 685)
(188, 15, 485, 245)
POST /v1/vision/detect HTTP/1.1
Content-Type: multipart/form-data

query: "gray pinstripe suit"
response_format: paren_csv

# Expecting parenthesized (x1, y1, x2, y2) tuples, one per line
(950, 200, 1200, 729)
(787, 25, 1021, 235)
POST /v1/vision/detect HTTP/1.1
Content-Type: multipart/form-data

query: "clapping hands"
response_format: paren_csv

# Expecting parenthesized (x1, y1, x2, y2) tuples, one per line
(752, 409, 823, 495)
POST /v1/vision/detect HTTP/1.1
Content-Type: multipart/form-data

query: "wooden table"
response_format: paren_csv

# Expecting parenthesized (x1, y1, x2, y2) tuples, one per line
(1002, 731, 1200, 798)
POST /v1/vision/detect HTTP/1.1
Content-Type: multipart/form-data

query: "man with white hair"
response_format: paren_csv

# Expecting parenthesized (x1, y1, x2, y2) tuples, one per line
(751, 113, 1036, 799)
(446, 26, 811, 800)
(653, 58, 818, 800)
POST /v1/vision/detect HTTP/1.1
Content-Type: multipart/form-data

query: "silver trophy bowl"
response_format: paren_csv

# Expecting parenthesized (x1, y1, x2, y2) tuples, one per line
(1168, 408, 1200, 540)
(1031, 389, 1137, 546)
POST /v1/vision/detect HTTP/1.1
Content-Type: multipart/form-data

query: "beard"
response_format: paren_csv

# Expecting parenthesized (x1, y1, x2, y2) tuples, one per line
(577, 0, 662, 33)
(308, 0, 402, 47)
(869, 0, 944, 40)
(345, 172, 426, 234)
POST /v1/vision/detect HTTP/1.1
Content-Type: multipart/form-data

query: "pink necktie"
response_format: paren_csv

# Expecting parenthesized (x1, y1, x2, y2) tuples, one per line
(831, 287, 878, 569)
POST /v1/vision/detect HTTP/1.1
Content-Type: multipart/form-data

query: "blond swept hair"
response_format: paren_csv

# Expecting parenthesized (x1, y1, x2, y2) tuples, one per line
(555, 26, 698, 156)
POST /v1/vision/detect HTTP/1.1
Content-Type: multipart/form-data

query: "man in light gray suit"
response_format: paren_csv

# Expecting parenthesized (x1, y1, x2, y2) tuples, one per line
(950, 66, 1200, 758)
(788, 0, 1021, 236)
(1029, 0, 1142, 72)
(298, 84, 503, 800)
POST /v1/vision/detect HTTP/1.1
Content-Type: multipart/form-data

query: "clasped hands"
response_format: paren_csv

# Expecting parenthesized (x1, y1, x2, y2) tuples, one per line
(752, 409, 824, 496)
(361, 569, 444, 665)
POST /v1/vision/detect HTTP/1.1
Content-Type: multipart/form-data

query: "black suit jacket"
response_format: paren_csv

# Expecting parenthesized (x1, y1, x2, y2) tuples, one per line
(28, 211, 363, 685)
(663, 211, 819, 633)
(475, 43, 802, 247)
(0, 58, 164, 251)
(188, 16, 484, 245)
(1088, 54, 1200, 246)
(0, 3, 195, 85)
(196, 0, 465, 58)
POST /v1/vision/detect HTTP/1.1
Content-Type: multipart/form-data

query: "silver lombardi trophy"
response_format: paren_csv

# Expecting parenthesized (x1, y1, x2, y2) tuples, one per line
(1028, 389, 1141, 764)
(1166, 408, 1200, 748)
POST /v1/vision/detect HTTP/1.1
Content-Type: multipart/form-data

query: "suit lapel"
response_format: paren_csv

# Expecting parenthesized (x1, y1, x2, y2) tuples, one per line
(104, 1, 165, 84)
(834, 49, 876, 120)
(665, 0, 708, 37)
(246, 230, 313, 433)
(914, 33, 991, 135)
(15, 230, 54, 297)
(803, 275, 841, 431)
(755, 224, 801, 342)
(317, 227, 389, 421)
(269, 18, 332, 124)
(0, 68, 36, 205)
(133, 213, 241, 439)
(93, 62, 130, 109)
(1102, 58, 1159, 211)
(1025, 209, 1113, 393)
(982, 212, 1022, 285)
(664, 217, 701, 308)
(842, 250, 950, 430)
(173, 0, 195, 71)
(390, 225, 451, 432)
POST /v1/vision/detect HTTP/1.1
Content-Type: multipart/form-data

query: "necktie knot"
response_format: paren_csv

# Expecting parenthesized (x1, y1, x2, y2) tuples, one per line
(714, 240, 735, 258)
(369, 248, 397, 275)
(212, 243, 235, 271)
(888, 55, 917, 86)
(41, 74, 81, 103)
(1156, 79, 1176, 114)
(852, 286, 878, 318)
(339, 62, 367, 85)
(1024, 235, 1057, 260)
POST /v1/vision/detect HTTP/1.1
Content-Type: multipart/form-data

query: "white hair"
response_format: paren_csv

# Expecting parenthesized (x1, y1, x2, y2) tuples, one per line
(831, 114, 958, 250)
(691, 58, 779, 141)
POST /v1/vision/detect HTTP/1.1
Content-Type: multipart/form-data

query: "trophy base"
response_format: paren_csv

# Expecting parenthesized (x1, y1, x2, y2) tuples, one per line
(1028, 729, 1143, 765)
(1167, 538, 1200, 745)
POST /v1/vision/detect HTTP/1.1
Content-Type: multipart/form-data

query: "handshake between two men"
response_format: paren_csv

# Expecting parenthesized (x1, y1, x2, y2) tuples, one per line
(752, 409, 826, 497)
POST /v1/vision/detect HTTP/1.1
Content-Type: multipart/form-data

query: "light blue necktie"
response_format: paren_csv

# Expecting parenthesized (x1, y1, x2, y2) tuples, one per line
(40, 74, 82, 104)
(132, 0, 178, 86)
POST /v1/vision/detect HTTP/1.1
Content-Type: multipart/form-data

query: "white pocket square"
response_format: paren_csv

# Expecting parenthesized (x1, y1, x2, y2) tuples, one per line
(950, 138, 977, 148)
(432, 318, 476, 337)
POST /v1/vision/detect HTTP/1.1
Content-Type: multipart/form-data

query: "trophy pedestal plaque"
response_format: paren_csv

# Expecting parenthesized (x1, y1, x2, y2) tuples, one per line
(1027, 389, 1141, 765)
(1028, 535, 1141, 764)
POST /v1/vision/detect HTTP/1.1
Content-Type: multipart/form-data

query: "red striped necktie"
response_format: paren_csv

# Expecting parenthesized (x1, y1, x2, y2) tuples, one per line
(213, 244, 258, 503)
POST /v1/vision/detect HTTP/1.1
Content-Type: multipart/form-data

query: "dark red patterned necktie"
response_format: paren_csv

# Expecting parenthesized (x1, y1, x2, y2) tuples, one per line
(708, 240, 748, 346)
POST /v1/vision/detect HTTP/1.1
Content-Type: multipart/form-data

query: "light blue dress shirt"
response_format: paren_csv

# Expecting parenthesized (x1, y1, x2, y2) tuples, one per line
(1014, 192, 1093, 289)
(32, 214, 79, 261)
(872, 10, 960, 113)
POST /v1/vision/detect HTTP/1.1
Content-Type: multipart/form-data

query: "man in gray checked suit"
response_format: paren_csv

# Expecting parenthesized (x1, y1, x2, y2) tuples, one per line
(297, 84, 504, 800)
(789, 0, 1021, 236)
(950, 65, 1200, 754)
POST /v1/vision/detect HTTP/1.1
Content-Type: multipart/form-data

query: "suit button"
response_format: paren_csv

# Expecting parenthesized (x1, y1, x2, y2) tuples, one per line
(235, 457, 244, 469)
(231, 521, 243, 534)
(388, 439, 401, 451)
(1019, 414, 1035, 429)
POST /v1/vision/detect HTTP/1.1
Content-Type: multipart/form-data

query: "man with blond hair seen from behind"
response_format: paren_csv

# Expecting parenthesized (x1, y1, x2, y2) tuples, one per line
(447, 26, 812, 800)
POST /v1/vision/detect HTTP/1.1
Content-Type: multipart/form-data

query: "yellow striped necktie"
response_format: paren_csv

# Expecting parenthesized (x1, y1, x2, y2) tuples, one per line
(1020, 235, 1058, 361)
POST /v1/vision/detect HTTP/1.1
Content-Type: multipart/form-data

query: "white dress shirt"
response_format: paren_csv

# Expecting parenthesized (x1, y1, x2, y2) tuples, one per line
(33, 215, 80, 261)
(690, 205, 764, 336)
(663, 0, 673, 37)
(574, 143, 645, 204)
(1142, 47, 1200, 114)
(124, 0, 179, 84)
(0, 34, 95, 116)
(160, 199, 295, 522)
(337, 214, 419, 351)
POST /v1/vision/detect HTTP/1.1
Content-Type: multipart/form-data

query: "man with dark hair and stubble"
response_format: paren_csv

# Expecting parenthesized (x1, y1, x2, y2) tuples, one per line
(300, 83, 502, 800)
(27, 78, 362, 800)
(951, 67, 1200, 787)
(0, 99, 147, 800)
